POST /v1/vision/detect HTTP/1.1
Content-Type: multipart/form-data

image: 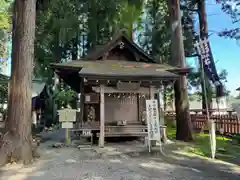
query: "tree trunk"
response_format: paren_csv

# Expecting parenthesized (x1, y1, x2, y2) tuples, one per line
(197, 0, 212, 112)
(72, 34, 78, 60)
(0, 0, 36, 166)
(167, 0, 193, 141)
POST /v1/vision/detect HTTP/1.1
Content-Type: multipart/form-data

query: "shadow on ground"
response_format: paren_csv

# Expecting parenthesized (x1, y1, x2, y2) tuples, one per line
(119, 143, 240, 180)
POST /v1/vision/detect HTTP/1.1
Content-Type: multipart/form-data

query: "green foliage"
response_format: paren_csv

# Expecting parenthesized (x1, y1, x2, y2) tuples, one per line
(187, 65, 229, 101)
(0, 84, 7, 103)
(217, 0, 240, 40)
(0, 0, 11, 29)
(0, 0, 11, 59)
(56, 88, 76, 108)
(137, 0, 197, 107)
(0, 74, 8, 104)
(34, 0, 144, 77)
(167, 126, 240, 161)
(138, 0, 170, 62)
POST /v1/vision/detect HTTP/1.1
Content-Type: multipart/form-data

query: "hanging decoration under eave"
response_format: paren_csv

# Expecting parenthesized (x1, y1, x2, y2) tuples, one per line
(194, 37, 224, 98)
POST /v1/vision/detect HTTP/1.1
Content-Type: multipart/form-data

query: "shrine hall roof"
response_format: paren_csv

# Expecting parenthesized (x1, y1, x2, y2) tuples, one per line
(52, 60, 187, 79)
(84, 29, 154, 63)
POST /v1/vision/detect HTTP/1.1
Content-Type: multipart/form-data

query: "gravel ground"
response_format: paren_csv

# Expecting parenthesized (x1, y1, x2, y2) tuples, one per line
(0, 140, 239, 180)
(0, 130, 239, 180)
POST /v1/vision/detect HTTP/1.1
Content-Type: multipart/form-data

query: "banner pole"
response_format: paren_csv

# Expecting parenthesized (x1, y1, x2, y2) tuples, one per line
(198, 38, 216, 159)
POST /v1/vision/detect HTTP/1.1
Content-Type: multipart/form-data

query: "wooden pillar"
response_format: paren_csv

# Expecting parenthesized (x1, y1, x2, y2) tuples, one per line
(158, 84, 165, 125)
(79, 78, 84, 128)
(99, 84, 105, 147)
(158, 83, 167, 143)
(149, 86, 155, 99)
(137, 93, 141, 122)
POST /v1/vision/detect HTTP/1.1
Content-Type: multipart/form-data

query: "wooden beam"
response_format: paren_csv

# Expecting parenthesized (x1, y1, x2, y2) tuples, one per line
(92, 86, 157, 94)
(99, 84, 105, 147)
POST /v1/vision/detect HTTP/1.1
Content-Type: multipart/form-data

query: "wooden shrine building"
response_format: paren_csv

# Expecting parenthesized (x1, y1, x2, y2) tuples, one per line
(51, 30, 189, 147)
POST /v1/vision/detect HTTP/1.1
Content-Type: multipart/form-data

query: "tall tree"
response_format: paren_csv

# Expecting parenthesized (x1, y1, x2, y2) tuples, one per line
(167, 0, 193, 141)
(138, 0, 197, 112)
(0, 0, 36, 166)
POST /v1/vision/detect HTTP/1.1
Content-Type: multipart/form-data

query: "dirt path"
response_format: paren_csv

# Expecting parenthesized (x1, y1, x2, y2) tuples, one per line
(0, 139, 239, 180)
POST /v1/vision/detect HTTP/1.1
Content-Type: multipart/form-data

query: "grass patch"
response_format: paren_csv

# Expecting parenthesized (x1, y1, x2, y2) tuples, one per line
(166, 126, 240, 163)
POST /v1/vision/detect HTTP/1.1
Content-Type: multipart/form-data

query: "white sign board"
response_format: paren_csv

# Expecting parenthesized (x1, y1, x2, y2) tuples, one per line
(62, 122, 73, 129)
(85, 95, 90, 102)
(66, 109, 77, 122)
(209, 120, 216, 159)
(58, 109, 77, 122)
(146, 100, 160, 141)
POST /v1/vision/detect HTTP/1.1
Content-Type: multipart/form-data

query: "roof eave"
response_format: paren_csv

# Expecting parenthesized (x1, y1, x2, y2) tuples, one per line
(50, 63, 81, 71)
(168, 68, 191, 75)
(78, 73, 179, 81)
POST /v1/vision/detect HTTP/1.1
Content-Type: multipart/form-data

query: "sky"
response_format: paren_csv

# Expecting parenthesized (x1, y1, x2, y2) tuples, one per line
(204, 1, 240, 96)
(4, 1, 239, 95)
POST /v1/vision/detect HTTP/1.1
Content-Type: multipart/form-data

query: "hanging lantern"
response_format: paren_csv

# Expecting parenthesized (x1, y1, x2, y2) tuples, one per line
(77, 93, 81, 102)
(60, 79, 64, 91)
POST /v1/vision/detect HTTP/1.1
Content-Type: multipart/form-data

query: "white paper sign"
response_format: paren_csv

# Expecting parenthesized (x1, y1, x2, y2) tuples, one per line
(66, 109, 77, 122)
(58, 109, 67, 122)
(209, 120, 216, 159)
(146, 100, 160, 141)
(58, 109, 77, 122)
(62, 122, 73, 129)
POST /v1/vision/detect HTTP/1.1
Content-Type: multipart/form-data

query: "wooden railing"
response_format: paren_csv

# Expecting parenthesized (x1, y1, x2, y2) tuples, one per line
(165, 110, 240, 135)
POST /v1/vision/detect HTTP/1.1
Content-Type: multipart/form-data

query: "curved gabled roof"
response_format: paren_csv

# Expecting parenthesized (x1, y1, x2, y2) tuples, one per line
(84, 29, 155, 63)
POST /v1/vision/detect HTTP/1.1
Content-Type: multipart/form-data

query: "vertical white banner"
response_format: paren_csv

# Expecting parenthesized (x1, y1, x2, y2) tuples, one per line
(146, 100, 160, 141)
(209, 120, 216, 159)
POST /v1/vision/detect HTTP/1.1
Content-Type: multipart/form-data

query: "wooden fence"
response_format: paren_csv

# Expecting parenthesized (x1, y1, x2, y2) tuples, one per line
(165, 111, 240, 135)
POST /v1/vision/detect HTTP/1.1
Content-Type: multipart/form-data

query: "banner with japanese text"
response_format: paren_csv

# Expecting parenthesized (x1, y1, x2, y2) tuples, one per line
(194, 37, 224, 97)
(195, 37, 220, 83)
(146, 100, 160, 141)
